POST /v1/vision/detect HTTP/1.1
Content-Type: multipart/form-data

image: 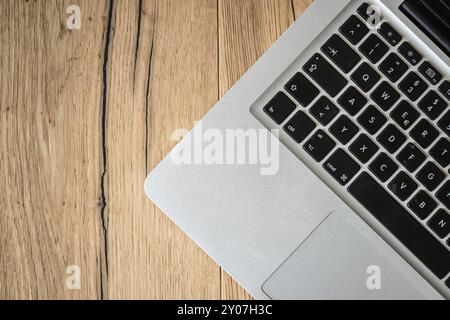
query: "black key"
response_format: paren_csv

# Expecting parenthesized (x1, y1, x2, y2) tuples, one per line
(388, 171, 418, 201)
(283, 111, 316, 143)
(378, 53, 408, 83)
(263, 92, 296, 125)
(439, 80, 450, 101)
(357, 2, 380, 24)
(338, 86, 367, 116)
(416, 162, 445, 191)
(303, 54, 348, 98)
(398, 72, 428, 101)
(351, 62, 381, 92)
(398, 42, 422, 66)
(339, 15, 369, 45)
(285, 73, 319, 107)
(418, 61, 443, 86)
(321, 34, 361, 73)
(418, 90, 448, 120)
(369, 152, 399, 182)
(359, 34, 389, 64)
(370, 81, 400, 111)
(408, 190, 437, 220)
(357, 105, 386, 135)
(427, 209, 450, 239)
(303, 130, 336, 162)
(377, 124, 406, 154)
(309, 96, 339, 126)
(349, 172, 450, 279)
(323, 148, 360, 186)
(349, 134, 379, 164)
(378, 22, 402, 46)
(329, 115, 359, 145)
(438, 110, 450, 137)
(391, 100, 420, 130)
(410, 119, 440, 149)
(397, 143, 426, 172)
(430, 138, 450, 168)
(436, 181, 450, 209)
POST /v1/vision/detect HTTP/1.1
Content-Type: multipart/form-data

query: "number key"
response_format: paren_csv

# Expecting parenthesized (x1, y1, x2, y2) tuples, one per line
(359, 34, 389, 64)
(378, 53, 408, 82)
(418, 91, 447, 120)
(398, 72, 428, 101)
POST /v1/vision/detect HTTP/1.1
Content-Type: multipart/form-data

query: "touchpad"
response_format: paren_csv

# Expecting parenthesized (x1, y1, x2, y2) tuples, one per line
(262, 210, 443, 300)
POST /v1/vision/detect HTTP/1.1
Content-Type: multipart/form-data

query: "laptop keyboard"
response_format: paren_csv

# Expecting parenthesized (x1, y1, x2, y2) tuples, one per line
(262, 2, 450, 282)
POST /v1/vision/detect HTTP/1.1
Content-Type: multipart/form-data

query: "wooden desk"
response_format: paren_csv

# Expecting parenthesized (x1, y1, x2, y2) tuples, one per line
(0, 0, 313, 299)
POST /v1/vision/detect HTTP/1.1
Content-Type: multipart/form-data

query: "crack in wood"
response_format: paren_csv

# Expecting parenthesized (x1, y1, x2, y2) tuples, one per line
(99, 0, 115, 300)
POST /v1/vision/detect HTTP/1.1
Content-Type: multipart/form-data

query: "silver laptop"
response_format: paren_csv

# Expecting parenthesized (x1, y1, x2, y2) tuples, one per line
(145, 0, 450, 299)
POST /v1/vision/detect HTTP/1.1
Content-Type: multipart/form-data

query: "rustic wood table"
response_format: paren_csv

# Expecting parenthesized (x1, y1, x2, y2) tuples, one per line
(0, 0, 313, 299)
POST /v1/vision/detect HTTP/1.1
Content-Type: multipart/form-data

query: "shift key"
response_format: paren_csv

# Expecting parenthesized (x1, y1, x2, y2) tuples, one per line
(303, 53, 348, 97)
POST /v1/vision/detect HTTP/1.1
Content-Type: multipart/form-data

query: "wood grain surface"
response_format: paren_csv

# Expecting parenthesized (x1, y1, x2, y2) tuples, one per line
(0, 0, 313, 299)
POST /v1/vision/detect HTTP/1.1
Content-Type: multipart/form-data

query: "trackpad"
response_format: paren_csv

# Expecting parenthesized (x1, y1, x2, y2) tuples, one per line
(262, 210, 443, 300)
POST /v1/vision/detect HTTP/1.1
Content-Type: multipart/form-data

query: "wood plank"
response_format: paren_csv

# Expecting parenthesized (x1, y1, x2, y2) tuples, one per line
(105, 0, 221, 299)
(0, 0, 107, 299)
(218, 0, 295, 300)
(292, 0, 314, 19)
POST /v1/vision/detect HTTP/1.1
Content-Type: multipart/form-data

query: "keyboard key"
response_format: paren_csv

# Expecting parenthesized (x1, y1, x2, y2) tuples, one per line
(398, 42, 422, 66)
(263, 92, 296, 124)
(303, 130, 336, 162)
(438, 110, 450, 137)
(303, 54, 348, 98)
(378, 22, 402, 46)
(349, 134, 379, 164)
(390, 100, 420, 130)
(410, 119, 440, 149)
(430, 138, 450, 168)
(339, 15, 369, 45)
(388, 171, 418, 201)
(377, 124, 406, 154)
(399, 72, 428, 101)
(357, 2, 380, 23)
(321, 34, 361, 73)
(349, 172, 450, 279)
(416, 162, 445, 191)
(436, 181, 450, 209)
(357, 105, 387, 135)
(439, 80, 450, 101)
(323, 148, 360, 186)
(283, 111, 316, 143)
(309, 96, 339, 126)
(369, 152, 398, 182)
(418, 61, 443, 86)
(408, 190, 437, 220)
(427, 209, 450, 239)
(351, 62, 380, 93)
(370, 81, 400, 111)
(397, 143, 426, 172)
(285, 73, 319, 107)
(329, 115, 359, 145)
(418, 90, 448, 120)
(338, 86, 367, 116)
(359, 34, 389, 64)
(378, 53, 408, 83)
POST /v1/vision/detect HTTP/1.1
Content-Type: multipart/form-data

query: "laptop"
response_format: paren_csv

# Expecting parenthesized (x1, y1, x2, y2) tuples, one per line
(145, 0, 450, 299)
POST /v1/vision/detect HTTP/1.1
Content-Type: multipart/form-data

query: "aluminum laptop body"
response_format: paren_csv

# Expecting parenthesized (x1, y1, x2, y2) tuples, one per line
(145, 0, 450, 299)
